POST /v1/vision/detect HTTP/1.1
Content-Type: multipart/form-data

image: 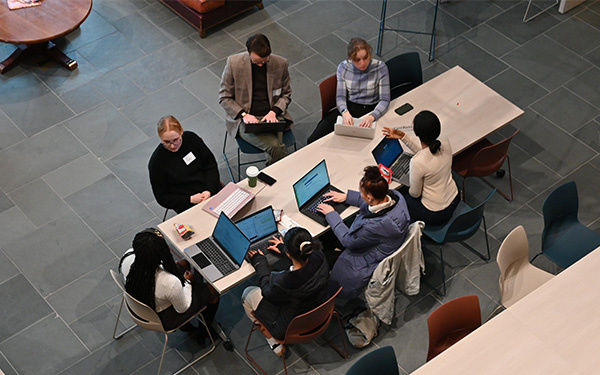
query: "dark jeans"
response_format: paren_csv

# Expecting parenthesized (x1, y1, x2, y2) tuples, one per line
(307, 101, 377, 144)
(398, 186, 460, 226)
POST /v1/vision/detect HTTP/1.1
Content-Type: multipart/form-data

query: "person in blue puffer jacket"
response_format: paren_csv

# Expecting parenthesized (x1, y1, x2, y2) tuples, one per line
(317, 165, 410, 299)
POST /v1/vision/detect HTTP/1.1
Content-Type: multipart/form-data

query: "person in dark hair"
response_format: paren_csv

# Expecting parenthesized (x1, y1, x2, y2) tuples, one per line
(383, 110, 459, 225)
(241, 227, 329, 357)
(316, 166, 410, 299)
(219, 33, 293, 165)
(307, 37, 390, 144)
(119, 228, 220, 331)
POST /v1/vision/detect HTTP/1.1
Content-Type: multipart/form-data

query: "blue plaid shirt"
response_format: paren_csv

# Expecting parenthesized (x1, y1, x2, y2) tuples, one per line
(336, 59, 390, 120)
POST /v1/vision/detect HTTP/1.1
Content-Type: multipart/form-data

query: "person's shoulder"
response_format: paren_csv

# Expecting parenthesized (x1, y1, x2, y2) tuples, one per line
(183, 130, 201, 141)
(156, 269, 180, 285)
(372, 59, 388, 71)
(148, 142, 165, 167)
(338, 59, 351, 70)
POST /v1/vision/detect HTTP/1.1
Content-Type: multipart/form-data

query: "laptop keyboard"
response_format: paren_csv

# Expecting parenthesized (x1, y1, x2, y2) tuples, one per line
(197, 240, 236, 275)
(391, 154, 411, 177)
(250, 239, 271, 252)
(213, 188, 250, 216)
(308, 191, 334, 213)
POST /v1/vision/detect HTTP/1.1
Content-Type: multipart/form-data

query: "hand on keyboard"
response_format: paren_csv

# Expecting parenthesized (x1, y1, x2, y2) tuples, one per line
(316, 203, 334, 215)
(323, 190, 347, 203)
(267, 235, 283, 254)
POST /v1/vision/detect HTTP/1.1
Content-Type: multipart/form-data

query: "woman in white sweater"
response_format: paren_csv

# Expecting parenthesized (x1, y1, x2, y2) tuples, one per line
(120, 228, 219, 331)
(383, 110, 459, 226)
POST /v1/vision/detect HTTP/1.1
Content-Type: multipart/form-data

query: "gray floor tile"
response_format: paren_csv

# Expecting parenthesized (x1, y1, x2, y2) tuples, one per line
(289, 67, 321, 115)
(333, 12, 381, 43)
(207, 57, 228, 82)
(158, 15, 198, 41)
(0, 249, 19, 285)
(584, 45, 600, 67)
(545, 16, 600, 55)
(460, 260, 502, 306)
(132, 348, 194, 375)
(91, 69, 146, 109)
(122, 37, 216, 93)
(489, 205, 544, 257)
(106, 217, 161, 256)
(93, 0, 151, 23)
(564, 66, 600, 108)
(487, 1, 560, 44)
(181, 68, 224, 116)
(576, 6, 600, 30)
(62, 10, 117, 52)
(0, 207, 36, 248)
(463, 23, 520, 58)
(573, 118, 600, 152)
(8, 178, 71, 227)
(0, 111, 25, 151)
(0, 274, 53, 342)
(192, 29, 245, 60)
(43, 153, 112, 198)
(351, 0, 410, 19)
(183, 108, 233, 159)
(246, 22, 314, 66)
(139, 2, 178, 25)
(265, 0, 311, 15)
(309, 34, 348, 66)
(439, 0, 503, 28)
(0, 314, 88, 375)
(63, 102, 148, 161)
(65, 175, 155, 242)
(294, 53, 338, 83)
(0, 189, 14, 214)
(0, 353, 18, 375)
(530, 87, 600, 133)
(438, 37, 508, 82)
(113, 12, 174, 54)
(3, 213, 115, 296)
(59, 84, 106, 114)
(422, 60, 449, 82)
(503, 141, 562, 194)
(215, 4, 284, 40)
(69, 304, 129, 353)
(0, 125, 88, 192)
(78, 32, 147, 74)
(33, 51, 103, 96)
(502, 35, 591, 91)
(120, 82, 206, 136)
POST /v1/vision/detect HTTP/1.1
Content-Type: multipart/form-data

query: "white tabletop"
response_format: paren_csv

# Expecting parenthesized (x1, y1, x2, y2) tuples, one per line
(412, 247, 600, 375)
(158, 66, 523, 294)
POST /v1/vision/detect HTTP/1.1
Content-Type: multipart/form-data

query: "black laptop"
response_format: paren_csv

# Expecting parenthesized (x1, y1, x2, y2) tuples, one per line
(236, 206, 282, 253)
(243, 117, 287, 134)
(292, 160, 348, 226)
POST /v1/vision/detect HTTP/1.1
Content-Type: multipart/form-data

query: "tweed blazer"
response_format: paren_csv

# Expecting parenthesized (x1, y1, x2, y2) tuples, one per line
(219, 52, 293, 137)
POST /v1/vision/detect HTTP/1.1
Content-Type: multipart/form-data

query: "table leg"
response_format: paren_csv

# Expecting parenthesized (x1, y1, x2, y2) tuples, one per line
(46, 41, 78, 70)
(0, 41, 78, 74)
(0, 44, 28, 74)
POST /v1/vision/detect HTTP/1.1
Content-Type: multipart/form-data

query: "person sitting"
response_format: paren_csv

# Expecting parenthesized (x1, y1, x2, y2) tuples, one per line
(148, 115, 222, 214)
(241, 227, 329, 356)
(119, 228, 220, 331)
(316, 166, 410, 299)
(307, 37, 390, 144)
(383, 110, 459, 226)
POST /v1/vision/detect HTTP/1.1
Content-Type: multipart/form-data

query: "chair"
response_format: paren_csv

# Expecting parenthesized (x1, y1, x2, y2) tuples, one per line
(488, 226, 553, 319)
(452, 129, 519, 202)
(427, 295, 481, 361)
(110, 270, 216, 375)
(222, 130, 297, 182)
(319, 74, 337, 120)
(346, 346, 399, 375)
(423, 189, 496, 296)
(531, 181, 600, 269)
(245, 287, 348, 375)
(385, 52, 423, 100)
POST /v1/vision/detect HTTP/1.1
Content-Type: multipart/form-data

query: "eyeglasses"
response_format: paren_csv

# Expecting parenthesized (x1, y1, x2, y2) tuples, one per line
(161, 135, 182, 148)
(250, 55, 270, 66)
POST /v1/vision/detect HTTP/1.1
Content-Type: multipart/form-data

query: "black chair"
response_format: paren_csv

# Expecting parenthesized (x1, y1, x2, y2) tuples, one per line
(385, 52, 423, 100)
(346, 346, 399, 375)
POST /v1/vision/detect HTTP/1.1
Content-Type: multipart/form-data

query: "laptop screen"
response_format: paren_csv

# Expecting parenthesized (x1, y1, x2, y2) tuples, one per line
(236, 206, 278, 242)
(293, 160, 330, 208)
(212, 212, 251, 265)
(372, 138, 404, 168)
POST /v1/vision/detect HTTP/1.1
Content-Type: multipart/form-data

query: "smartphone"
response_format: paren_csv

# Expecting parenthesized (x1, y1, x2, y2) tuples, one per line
(257, 171, 276, 186)
(395, 103, 414, 116)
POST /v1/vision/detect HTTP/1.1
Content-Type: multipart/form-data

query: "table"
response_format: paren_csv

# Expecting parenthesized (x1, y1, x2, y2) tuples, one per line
(412, 246, 600, 375)
(0, 0, 92, 74)
(158, 66, 523, 294)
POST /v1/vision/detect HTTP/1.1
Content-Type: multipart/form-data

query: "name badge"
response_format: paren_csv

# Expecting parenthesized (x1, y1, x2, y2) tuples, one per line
(183, 152, 196, 165)
(272, 88, 282, 96)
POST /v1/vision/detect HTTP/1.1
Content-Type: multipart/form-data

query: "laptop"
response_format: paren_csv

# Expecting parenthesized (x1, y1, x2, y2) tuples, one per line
(371, 137, 412, 186)
(243, 118, 287, 134)
(236, 206, 282, 253)
(292, 160, 348, 226)
(334, 116, 376, 139)
(202, 182, 254, 218)
(185, 212, 251, 283)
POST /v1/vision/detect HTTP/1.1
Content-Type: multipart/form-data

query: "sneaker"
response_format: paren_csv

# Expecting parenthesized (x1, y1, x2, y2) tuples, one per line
(270, 343, 285, 358)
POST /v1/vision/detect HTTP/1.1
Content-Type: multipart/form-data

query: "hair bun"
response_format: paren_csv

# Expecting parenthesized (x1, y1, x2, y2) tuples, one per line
(430, 140, 442, 154)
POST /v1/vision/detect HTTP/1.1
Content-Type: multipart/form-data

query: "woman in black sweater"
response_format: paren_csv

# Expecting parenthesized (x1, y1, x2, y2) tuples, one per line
(148, 115, 222, 214)
(242, 227, 330, 356)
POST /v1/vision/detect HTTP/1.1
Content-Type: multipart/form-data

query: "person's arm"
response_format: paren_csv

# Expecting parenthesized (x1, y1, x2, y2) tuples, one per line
(335, 62, 349, 114)
(251, 253, 289, 305)
(408, 159, 424, 198)
(369, 62, 390, 120)
(401, 133, 421, 154)
(219, 55, 245, 120)
(271, 58, 292, 115)
(194, 135, 221, 195)
(164, 273, 193, 313)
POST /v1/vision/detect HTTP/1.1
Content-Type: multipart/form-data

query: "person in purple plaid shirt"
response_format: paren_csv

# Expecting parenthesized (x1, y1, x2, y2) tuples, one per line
(307, 38, 390, 144)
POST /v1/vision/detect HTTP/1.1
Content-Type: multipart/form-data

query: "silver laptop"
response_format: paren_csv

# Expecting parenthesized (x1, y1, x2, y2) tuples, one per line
(334, 116, 376, 139)
(184, 212, 251, 282)
(372, 137, 412, 186)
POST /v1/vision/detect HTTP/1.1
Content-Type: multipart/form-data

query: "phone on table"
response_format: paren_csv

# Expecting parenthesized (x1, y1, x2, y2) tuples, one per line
(395, 103, 414, 116)
(257, 172, 277, 186)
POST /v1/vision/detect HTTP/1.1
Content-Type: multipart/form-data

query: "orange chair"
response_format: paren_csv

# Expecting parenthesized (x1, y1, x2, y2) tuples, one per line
(452, 129, 519, 202)
(426, 295, 481, 362)
(319, 74, 337, 120)
(245, 287, 348, 375)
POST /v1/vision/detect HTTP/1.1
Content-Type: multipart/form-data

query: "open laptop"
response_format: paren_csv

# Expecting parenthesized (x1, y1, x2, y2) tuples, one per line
(372, 137, 412, 186)
(334, 116, 376, 139)
(243, 118, 287, 134)
(202, 182, 254, 218)
(236, 206, 282, 253)
(292, 160, 348, 226)
(185, 212, 251, 283)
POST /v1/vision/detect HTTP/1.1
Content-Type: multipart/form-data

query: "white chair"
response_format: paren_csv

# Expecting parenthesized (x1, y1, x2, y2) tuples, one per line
(110, 270, 216, 375)
(489, 226, 553, 319)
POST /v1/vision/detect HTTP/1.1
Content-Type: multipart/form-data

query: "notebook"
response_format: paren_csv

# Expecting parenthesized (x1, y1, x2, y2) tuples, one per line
(202, 182, 254, 218)
(292, 160, 348, 226)
(185, 212, 251, 283)
(236, 206, 282, 253)
(334, 116, 376, 139)
(371, 137, 412, 186)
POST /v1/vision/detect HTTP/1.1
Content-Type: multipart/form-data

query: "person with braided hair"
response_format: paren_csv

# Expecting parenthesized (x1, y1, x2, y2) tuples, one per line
(241, 227, 329, 356)
(317, 165, 410, 299)
(383, 110, 459, 226)
(119, 228, 219, 331)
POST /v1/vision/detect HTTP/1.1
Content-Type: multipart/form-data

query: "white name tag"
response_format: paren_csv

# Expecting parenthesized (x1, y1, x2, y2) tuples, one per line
(272, 88, 282, 96)
(183, 152, 196, 165)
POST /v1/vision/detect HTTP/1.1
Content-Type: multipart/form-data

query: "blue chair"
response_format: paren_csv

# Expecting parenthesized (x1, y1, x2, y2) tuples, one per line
(222, 130, 296, 182)
(531, 182, 600, 269)
(346, 346, 399, 375)
(385, 52, 423, 100)
(423, 189, 496, 296)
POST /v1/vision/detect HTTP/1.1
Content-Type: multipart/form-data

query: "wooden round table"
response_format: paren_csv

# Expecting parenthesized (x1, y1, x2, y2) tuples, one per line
(0, 0, 93, 74)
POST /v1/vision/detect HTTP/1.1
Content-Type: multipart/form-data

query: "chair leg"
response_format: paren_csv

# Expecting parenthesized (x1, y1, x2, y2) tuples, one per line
(173, 313, 217, 375)
(112, 295, 137, 340)
(245, 324, 268, 375)
(158, 333, 169, 375)
(162, 208, 169, 222)
(479, 156, 514, 202)
(421, 242, 447, 296)
(322, 310, 349, 359)
(237, 147, 242, 182)
(211, 320, 233, 351)
(223, 134, 235, 183)
(459, 217, 491, 261)
(461, 177, 467, 201)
